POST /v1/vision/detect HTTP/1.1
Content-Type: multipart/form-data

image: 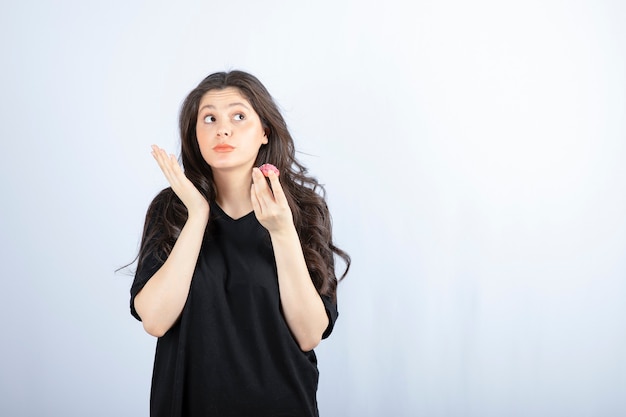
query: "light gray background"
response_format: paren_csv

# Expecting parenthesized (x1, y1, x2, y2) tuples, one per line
(1, 1, 625, 416)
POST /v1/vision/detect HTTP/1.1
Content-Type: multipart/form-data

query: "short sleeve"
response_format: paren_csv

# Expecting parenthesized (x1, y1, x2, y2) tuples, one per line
(130, 250, 164, 321)
(320, 294, 338, 339)
(129, 195, 169, 322)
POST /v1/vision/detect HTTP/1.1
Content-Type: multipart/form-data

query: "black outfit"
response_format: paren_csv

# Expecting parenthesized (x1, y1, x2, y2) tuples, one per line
(130, 201, 338, 417)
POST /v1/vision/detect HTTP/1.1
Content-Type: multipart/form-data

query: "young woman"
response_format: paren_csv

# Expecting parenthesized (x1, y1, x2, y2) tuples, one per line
(130, 70, 350, 416)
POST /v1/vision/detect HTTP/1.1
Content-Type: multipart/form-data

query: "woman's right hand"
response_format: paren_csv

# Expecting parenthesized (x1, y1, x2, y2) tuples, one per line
(151, 145, 209, 218)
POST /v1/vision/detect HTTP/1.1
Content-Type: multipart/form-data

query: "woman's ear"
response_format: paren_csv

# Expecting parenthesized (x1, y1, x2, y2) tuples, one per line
(262, 126, 270, 144)
(261, 119, 270, 137)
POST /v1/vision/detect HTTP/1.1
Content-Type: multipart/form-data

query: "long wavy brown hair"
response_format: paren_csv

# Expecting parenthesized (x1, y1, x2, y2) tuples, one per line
(134, 70, 350, 300)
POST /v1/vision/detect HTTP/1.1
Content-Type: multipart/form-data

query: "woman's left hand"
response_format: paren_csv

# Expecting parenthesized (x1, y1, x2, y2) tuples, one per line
(251, 167, 294, 234)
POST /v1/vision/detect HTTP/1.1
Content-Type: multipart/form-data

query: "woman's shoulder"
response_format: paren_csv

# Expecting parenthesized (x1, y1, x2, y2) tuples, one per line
(145, 187, 179, 215)
(151, 187, 176, 204)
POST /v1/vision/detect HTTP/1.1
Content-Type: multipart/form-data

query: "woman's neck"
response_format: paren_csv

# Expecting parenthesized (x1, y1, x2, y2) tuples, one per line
(212, 168, 254, 219)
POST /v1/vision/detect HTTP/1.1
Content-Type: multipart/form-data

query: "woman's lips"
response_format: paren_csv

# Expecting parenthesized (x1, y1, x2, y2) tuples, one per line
(212, 144, 235, 153)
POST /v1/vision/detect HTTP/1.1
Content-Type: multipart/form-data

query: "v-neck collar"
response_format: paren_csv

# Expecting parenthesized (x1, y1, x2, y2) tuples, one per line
(212, 201, 255, 223)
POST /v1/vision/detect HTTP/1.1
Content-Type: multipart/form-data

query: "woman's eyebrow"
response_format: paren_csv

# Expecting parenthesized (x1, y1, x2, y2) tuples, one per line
(199, 102, 251, 111)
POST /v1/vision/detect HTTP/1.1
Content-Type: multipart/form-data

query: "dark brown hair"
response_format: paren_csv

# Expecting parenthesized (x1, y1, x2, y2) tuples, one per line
(135, 70, 350, 299)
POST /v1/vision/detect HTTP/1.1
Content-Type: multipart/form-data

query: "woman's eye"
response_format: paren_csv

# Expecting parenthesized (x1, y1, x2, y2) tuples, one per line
(203, 115, 215, 123)
(233, 113, 245, 121)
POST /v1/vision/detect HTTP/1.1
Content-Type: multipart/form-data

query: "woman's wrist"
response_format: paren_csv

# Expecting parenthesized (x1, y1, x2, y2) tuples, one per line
(187, 205, 210, 224)
(269, 222, 299, 242)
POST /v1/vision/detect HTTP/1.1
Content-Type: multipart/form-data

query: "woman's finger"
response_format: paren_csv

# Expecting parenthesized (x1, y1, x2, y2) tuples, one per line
(168, 153, 183, 185)
(252, 168, 272, 209)
(250, 183, 262, 215)
(152, 146, 180, 187)
(266, 170, 288, 206)
(152, 146, 169, 170)
(151, 147, 169, 176)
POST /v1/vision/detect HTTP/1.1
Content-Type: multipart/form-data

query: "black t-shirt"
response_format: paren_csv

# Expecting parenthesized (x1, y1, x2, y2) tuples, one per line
(130, 200, 338, 417)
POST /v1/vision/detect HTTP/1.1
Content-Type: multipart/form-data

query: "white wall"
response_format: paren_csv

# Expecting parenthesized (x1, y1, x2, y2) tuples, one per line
(1, 1, 625, 416)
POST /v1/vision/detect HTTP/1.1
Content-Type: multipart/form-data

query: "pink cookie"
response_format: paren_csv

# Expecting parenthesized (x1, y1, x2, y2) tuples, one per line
(258, 163, 280, 177)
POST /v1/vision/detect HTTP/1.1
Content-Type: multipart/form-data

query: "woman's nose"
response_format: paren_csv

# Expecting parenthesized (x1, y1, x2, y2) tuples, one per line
(216, 122, 231, 137)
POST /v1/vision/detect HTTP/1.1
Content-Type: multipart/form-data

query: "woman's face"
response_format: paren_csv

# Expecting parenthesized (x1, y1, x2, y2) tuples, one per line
(196, 87, 268, 174)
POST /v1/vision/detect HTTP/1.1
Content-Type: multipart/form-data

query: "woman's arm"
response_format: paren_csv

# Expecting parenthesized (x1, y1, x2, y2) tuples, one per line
(251, 168, 328, 351)
(134, 211, 208, 337)
(270, 226, 329, 351)
(134, 146, 210, 337)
